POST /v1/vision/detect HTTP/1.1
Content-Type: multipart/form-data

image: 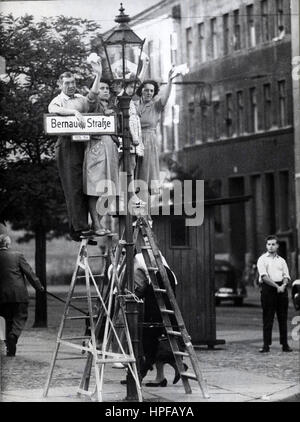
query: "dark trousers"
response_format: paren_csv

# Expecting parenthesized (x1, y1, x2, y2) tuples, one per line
(56, 137, 88, 233)
(261, 283, 289, 346)
(0, 302, 28, 341)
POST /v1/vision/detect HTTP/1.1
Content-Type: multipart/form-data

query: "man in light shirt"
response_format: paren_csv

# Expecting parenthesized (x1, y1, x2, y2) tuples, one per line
(48, 72, 91, 241)
(257, 235, 293, 353)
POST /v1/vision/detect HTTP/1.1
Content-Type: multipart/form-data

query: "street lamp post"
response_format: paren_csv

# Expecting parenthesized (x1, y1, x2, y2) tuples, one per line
(102, 3, 145, 401)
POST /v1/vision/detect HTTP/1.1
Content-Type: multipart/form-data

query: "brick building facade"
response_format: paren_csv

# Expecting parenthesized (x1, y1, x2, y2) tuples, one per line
(128, 0, 296, 275)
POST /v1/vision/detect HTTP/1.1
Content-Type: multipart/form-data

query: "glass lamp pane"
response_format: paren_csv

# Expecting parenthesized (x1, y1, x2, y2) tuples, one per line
(124, 44, 142, 79)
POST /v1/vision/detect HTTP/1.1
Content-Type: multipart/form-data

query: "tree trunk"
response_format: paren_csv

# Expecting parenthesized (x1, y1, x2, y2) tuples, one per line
(33, 224, 47, 327)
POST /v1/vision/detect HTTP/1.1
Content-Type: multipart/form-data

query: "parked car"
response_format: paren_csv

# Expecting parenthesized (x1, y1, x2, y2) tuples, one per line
(214, 260, 247, 306)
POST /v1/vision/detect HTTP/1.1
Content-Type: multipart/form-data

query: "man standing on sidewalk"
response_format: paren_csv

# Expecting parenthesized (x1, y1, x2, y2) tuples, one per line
(0, 233, 44, 356)
(257, 235, 293, 353)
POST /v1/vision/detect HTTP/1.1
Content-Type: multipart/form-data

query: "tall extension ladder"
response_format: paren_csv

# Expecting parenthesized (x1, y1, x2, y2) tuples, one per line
(134, 215, 210, 398)
(43, 235, 142, 402)
(79, 215, 210, 399)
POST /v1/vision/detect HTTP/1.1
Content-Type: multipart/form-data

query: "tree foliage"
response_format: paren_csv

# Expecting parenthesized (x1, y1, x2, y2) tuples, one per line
(0, 14, 103, 326)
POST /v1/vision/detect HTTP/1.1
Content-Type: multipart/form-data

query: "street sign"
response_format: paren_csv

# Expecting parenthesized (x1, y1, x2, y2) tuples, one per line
(72, 135, 91, 141)
(44, 113, 116, 136)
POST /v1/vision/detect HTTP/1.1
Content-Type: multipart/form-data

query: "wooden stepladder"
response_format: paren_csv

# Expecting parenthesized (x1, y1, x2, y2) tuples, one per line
(133, 215, 210, 399)
(43, 235, 142, 402)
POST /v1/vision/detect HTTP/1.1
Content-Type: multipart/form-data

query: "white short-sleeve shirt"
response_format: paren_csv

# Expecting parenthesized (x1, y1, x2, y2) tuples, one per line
(257, 252, 290, 283)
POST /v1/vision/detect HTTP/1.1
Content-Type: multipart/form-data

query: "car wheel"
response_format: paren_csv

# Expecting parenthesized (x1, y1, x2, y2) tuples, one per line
(234, 298, 243, 306)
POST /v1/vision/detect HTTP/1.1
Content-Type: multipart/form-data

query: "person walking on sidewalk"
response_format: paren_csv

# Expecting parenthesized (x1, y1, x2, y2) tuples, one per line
(0, 234, 44, 356)
(257, 235, 293, 353)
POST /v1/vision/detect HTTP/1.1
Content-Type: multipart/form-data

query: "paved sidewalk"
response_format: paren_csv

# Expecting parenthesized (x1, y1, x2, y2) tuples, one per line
(0, 286, 299, 403)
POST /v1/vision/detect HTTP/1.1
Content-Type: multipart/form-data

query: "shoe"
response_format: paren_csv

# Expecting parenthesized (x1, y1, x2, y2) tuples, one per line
(112, 362, 125, 369)
(259, 346, 270, 353)
(7, 334, 17, 356)
(93, 228, 111, 237)
(282, 345, 293, 352)
(69, 233, 81, 242)
(145, 378, 167, 387)
(80, 229, 95, 238)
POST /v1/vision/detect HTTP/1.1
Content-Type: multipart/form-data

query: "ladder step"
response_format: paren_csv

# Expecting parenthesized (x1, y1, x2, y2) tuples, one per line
(88, 255, 107, 258)
(154, 288, 167, 293)
(147, 267, 158, 271)
(141, 246, 152, 250)
(77, 275, 103, 279)
(56, 356, 86, 360)
(174, 351, 189, 357)
(96, 358, 135, 364)
(160, 309, 175, 315)
(52, 377, 82, 381)
(166, 330, 182, 337)
(71, 296, 99, 300)
(65, 315, 97, 320)
(181, 371, 197, 381)
(61, 336, 91, 340)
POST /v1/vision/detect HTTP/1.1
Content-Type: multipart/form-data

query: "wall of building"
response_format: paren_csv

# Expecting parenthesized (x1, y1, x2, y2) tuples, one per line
(129, 0, 296, 273)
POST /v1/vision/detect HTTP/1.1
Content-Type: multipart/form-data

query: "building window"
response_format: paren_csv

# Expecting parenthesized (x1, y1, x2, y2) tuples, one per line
(251, 175, 263, 256)
(210, 18, 218, 59)
(249, 87, 258, 132)
(200, 105, 208, 142)
(198, 22, 206, 63)
(225, 93, 233, 137)
(265, 173, 276, 234)
(278, 80, 287, 127)
(223, 14, 229, 55)
(170, 218, 189, 247)
(263, 83, 272, 130)
(213, 102, 221, 139)
(279, 171, 289, 231)
(188, 101, 195, 144)
(276, 0, 285, 37)
(261, 0, 270, 42)
(247, 4, 256, 47)
(236, 90, 244, 135)
(233, 9, 241, 50)
(186, 27, 193, 66)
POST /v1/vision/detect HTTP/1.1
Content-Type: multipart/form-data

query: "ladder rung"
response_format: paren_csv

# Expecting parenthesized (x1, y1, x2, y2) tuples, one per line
(65, 315, 97, 320)
(61, 336, 91, 340)
(166, 330, 182, 337)
(181, 371, 197, 381)
(154, 288, 167, 293)
(77, 275, 102, 279)
(56, 356, 86, 360)
(141, 246, 152, 250)
(71, 296, 99, 300)
(160, 309, 175, 314)
(96, 358, 135, 364)
(174, 351, 189, 357)
(88, 255, 107, 258)
(147, 267, 158, 271)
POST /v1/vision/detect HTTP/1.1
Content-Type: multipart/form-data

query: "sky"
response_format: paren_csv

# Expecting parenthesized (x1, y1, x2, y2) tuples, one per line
(0, 0, 161, 31)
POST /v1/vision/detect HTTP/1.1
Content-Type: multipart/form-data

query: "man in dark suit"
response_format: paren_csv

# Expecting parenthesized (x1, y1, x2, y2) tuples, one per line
(0, 232, 44, 356)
